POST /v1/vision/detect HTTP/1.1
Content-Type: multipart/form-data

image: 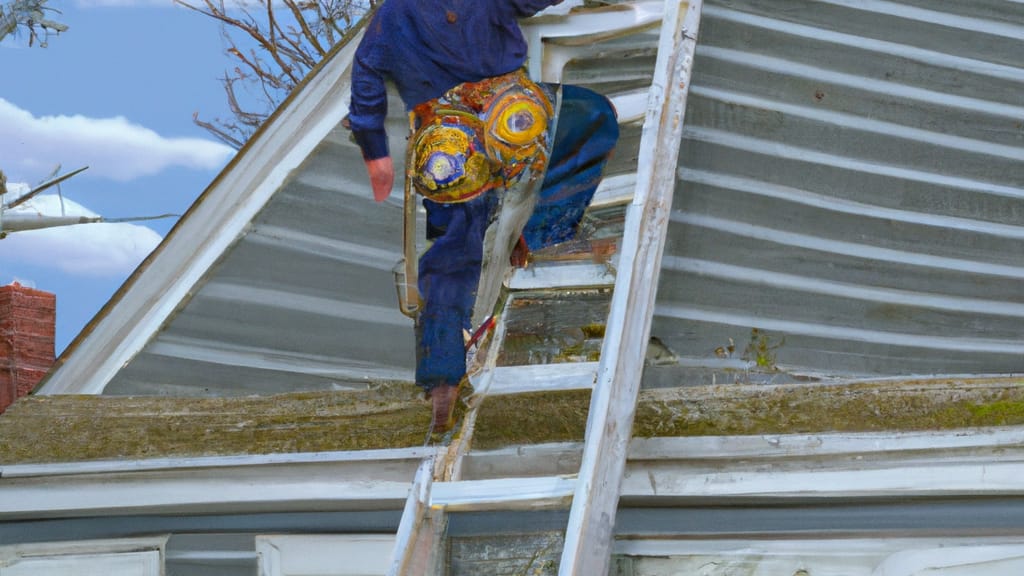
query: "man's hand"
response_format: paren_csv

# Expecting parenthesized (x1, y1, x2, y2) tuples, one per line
(365, 156, 395, 202)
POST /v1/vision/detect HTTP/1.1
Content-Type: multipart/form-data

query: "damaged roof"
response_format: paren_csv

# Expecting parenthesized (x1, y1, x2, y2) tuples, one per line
(10, 0, 1023, 460)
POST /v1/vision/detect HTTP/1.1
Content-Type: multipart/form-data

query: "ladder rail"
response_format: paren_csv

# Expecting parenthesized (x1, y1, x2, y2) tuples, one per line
(387, 457, 434, 576)
(558, 1, 703, 574)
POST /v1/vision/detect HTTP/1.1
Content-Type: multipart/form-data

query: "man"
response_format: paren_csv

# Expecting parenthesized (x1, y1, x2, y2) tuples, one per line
(348, 0, 618, 433)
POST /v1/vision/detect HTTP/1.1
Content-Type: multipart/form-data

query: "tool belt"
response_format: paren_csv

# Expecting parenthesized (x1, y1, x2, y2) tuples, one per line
(409, 69, 555, 204)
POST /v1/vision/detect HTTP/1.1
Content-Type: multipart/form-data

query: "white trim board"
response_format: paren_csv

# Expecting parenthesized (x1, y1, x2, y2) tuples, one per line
(3, 427, 1024, 520)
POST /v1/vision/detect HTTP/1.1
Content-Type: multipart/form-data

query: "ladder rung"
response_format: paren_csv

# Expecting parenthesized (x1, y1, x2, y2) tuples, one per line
(387, 458, 433, 576)
(509, 263, 614, 290)
(534, 1, 663, 46)
(608, 90, 650, 125)
(431, 476, 576, 512)
(478, 362, 598, 395)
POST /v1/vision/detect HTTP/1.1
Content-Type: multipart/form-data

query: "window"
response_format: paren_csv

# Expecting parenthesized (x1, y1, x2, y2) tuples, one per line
(615, 538, 1024, 576)
(0, 538, 164, 576)
(877, 544, 1024, 576)
(256, 534, 396, 576)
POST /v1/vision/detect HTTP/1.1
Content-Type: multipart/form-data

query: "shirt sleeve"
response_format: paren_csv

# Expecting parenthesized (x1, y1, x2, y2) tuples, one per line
(348, 28, 391, 160)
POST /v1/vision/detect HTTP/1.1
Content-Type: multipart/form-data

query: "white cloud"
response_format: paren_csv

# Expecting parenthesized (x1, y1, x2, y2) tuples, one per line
(1, 193, 164, 277)
(0, 98, 234, 182)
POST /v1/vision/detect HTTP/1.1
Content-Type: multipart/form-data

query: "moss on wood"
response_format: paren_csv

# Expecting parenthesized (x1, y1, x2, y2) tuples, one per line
(471, 377, 1024, 450)
(634, 377, 1024, 438)
(472, 389, 592, 450)
(0, 383, 431, 464)
(2, 377, 1023, 464)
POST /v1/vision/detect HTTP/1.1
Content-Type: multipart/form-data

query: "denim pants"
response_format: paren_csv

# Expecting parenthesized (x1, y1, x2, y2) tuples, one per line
(415, 85, 619, 391)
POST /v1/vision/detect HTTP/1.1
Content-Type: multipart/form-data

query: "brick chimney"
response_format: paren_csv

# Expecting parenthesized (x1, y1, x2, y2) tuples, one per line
(0, 283, 56, 413)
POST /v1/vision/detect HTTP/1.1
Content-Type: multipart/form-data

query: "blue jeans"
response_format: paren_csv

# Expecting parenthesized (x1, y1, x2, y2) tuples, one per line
(415, 85, 619, 391)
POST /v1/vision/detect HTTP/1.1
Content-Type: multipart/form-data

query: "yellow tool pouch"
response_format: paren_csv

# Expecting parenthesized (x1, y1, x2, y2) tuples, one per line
(410, 69, 554, 204)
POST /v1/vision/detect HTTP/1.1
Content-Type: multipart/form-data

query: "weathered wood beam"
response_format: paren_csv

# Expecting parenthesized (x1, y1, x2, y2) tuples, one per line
(0, 385, 432, 463)
(472, 376, 1024, 450)
(5, 376, 1024, 465)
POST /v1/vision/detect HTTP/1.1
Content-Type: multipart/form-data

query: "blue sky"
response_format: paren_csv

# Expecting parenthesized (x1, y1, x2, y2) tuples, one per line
(1, 0, 240, 353)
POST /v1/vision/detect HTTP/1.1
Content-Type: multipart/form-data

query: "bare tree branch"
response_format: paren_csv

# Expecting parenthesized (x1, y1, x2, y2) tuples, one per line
(285, 0, 325, 57)
(1, 0, 67, 47)
(192, 111, 245, 150)
(178, 0, 378, 149)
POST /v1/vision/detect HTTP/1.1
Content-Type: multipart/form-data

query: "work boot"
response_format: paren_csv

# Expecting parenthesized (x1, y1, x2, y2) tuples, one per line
(510, 234, 531, 268)
(430, 383, 462, 433)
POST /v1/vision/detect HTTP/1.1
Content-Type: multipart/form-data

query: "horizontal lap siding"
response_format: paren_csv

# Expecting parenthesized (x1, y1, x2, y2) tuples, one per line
(650, 0, 1024, 379)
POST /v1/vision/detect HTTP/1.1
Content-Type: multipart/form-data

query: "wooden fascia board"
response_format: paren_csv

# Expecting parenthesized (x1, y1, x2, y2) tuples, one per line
(6, 427, 1024, 521)
(0, 446, 427, 520)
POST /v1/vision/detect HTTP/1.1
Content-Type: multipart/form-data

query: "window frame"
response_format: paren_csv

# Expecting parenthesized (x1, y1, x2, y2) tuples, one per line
(256, 534, 396, 576)
(0, 537, 166, 576)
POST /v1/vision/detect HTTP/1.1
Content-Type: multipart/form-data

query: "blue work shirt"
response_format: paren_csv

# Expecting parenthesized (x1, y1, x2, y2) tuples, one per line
(348, 0, 563, 160)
